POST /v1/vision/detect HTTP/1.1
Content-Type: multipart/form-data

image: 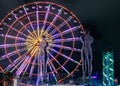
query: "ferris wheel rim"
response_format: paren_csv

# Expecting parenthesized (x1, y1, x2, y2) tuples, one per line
(0, 1, 84, 83)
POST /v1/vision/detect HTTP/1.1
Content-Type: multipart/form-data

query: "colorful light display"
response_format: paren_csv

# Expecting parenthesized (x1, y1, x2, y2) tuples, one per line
(0, 2, 84, 85)
(103, 50, 114, 86)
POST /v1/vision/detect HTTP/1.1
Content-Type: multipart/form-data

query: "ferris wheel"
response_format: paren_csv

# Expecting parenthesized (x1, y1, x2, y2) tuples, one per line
(0, 1, 84, 84)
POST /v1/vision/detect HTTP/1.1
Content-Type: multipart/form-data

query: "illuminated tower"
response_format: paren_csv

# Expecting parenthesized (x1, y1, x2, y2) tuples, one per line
(103, 50, 114, 86)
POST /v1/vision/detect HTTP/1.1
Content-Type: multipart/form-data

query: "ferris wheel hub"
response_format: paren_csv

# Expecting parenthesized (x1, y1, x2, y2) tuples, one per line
(26, 30, 52, 56)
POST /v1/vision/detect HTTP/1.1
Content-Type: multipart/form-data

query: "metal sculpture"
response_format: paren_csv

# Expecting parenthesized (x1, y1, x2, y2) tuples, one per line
(80, 31, 94, 82)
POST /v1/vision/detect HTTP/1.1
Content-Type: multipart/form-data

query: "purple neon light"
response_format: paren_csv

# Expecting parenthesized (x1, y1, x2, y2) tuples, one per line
(0, 43, 25, 48)
(50, 48, 79, 64)
(45, 8, 62, 32)
(51, 26, 80, 39)
(29, 55, 37, 77)
(48, 51, 70, 74)
(23, 6, 37, 38)
(53, 37, 80, 43)
(41, 4, 50, 35)
(50, 43, 81, 52)
(16, 55, 31, 75)
(0, 2, 83, 83)
(48, 60, 58, 82)
(0, 34, 25, 41)
(49, 16, 73, 35)
(1, 47, 27, 60)
(11, 12, 32, 35)
(5, 51, 29, 71)
(3, 22, 28, 37)
(36, 3, 40, 36)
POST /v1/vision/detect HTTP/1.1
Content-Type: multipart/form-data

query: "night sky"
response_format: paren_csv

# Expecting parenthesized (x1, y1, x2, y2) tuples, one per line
(0, 0, 120, 82)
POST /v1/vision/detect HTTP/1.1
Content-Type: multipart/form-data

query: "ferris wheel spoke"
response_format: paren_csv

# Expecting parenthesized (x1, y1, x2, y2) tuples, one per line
(11, 12, 24, 26)
(16, 55, 32, 76)
(36, 3, 40, 37)
(0, 43, 25, 48)
(48, 57, 58, 74)
(48, 59, 58, 82)
(41, 4, 51, 35)
(29, 55, 37, 77)
(45, 8, 62, 32)
(10, 51, 29, 72)
(15, 56, 29, 75)
(11, 12, 34, 39)
(22, 58, 31, 76)
(0, 34, 25, 41)
(11, 58, 26, 73)
(49, 16, 73, 35)
(50, 44, 81, 52)
(53, 37, 80, 43)
(11, 12, 28, 31)
(5, 56, 24, 71)
(23, 6, 37, 38)
(47, 51, 70, 74)
(50, 48, 79, 64)
(11, 55, 27, 72)
(27, 45, 40, 57)
(3, 22, 28, 38)
(37, 51, 42, 78)
(51, 26, 80, 39)
(0, 47, 27, 61)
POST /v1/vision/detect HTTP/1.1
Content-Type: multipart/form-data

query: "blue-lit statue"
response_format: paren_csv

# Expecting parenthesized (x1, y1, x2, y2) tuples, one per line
(36, 36, 48, 85)
(80, 31, 94, 82)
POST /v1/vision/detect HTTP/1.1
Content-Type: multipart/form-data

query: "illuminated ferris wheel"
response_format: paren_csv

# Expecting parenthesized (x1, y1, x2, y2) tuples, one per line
(0, 2, 84, 84)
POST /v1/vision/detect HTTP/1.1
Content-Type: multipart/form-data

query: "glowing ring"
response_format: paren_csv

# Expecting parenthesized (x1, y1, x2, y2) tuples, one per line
(0, 1, 84, 84)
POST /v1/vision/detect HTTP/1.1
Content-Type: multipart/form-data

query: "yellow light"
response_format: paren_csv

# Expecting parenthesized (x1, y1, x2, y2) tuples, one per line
(25, 30, 52, 57)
